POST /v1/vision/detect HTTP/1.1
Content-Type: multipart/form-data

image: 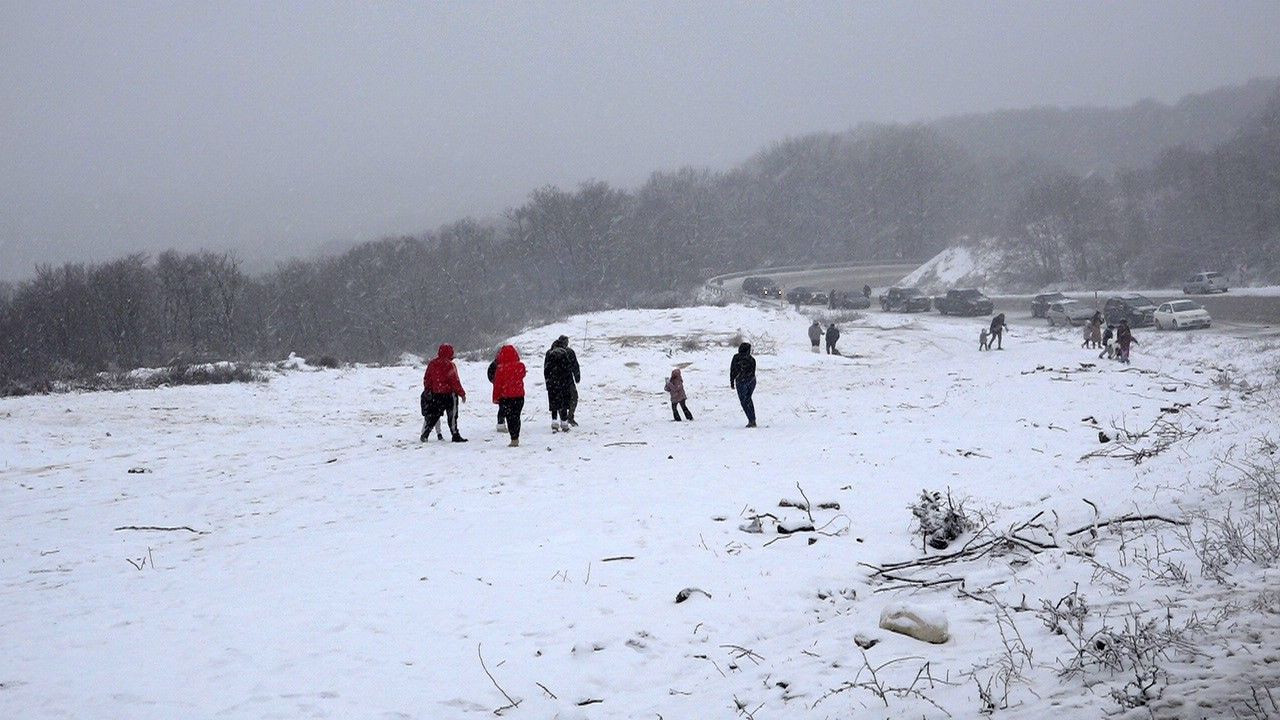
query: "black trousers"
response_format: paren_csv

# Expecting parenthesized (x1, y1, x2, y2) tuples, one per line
(671, 400, 693, 421)
(498, 397, 524, 440)
(423, 392, 460, 437)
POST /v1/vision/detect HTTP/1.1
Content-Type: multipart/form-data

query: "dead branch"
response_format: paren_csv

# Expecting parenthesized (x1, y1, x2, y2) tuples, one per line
(477, 643, 520, 715)
(114, 525, 206, 534)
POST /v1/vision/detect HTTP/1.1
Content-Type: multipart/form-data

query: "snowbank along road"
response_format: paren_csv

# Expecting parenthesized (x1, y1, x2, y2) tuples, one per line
(2, 302, 1279, 718)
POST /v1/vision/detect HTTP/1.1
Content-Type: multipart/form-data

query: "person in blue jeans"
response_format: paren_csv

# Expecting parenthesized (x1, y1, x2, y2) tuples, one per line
(729, 342, 757, 428)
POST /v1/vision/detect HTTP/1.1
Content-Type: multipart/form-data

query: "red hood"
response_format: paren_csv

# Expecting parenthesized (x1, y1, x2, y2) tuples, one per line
(435, 344, 454, 361)
(497, 345, 520, 363)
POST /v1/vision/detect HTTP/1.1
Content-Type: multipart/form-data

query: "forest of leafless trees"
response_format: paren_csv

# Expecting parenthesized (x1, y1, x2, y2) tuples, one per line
(1, 82, 1277, 392)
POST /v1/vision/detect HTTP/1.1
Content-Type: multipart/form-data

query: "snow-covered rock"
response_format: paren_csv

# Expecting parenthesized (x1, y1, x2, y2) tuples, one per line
(878, 603, 950, 644)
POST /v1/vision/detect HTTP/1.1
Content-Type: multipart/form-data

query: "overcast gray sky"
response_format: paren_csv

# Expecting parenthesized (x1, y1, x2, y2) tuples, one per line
(3, 0, 1279, 279)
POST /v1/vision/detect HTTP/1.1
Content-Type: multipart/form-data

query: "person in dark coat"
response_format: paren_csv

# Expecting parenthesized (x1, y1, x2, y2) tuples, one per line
(1099, 325, 1116, 360)
(988, 313, 1008, 350)
(729, 342, 757, 428)
(543, 335, 580, 433)
(863, 284, 872, 299)
(807, 321, 823, 352)
(825, 323, 841, 355)
(1116, 319, 1138, 364)
(421, 344, 467, 443)
(487, 350, 505, 432)
(492, 345, 526, 447)
(664, 368, 694, 421)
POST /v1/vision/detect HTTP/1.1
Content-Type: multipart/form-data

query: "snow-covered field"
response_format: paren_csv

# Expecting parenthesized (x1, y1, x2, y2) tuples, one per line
(2, 304, 1278, 719)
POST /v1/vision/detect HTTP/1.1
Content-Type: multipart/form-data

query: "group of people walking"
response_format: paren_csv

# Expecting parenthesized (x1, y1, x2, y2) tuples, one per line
(1082, 311, 1138, 363)
(420, 334, 764, 447)
(422, 336, 581, 448)
(808, 321, 842, 355)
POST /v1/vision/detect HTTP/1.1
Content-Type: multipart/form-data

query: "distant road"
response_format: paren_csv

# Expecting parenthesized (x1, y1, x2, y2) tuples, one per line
(708, 262, 920, 299)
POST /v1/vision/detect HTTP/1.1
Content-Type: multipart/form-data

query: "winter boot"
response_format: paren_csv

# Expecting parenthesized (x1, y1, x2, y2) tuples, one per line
(559, 421, 570, 432)
(551, 422, 560, 433)
(420, 420, 430, 443)
(451, 434, 468, 443)
(509, 437, 520, 447)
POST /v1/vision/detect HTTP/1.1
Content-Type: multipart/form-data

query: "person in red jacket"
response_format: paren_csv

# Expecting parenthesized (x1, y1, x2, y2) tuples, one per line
(492, 344, 526, 447)
(421, 344, 467, 443)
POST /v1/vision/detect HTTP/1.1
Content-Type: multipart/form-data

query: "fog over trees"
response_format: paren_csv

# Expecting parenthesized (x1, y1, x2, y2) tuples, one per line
(2, 78, 1278, 389)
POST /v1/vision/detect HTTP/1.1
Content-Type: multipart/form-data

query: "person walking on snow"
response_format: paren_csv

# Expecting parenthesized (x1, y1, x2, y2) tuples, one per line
(1116, 319, 1138, 364)
(421, 344, 467, 443)
(492, 345, 526, 447)
(825, 323, 841, 355)
(1099, 325, 1115, 360)
(729, 342, 757, 428)
(987, 313, 1008, 350)
(1087, 311, 1104, 349)
(487, 349, 506, 432)
(808, 321, 823, 352)
(664, 368, 694, 422)
(543, 335, 580, 433)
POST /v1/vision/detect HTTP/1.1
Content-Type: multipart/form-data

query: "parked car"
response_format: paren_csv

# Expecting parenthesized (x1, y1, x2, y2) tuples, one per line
(933, 289, 994, 316)
(1182, 271, 1229, 295)
(1030, 292, 1069, 318)
(828, 289, 871, 310)
(1104, 294, 1158, 328)
(785, 286, 828, 306)
(1046, 299, 1094, 327)
(741, 276, 781, 298)
(879, 287, 932, 312)
(1154, 300, 1212, 330)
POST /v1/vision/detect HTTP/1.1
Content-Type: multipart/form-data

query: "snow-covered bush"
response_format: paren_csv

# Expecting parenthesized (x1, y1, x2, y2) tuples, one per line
(909, 489, 973, 550)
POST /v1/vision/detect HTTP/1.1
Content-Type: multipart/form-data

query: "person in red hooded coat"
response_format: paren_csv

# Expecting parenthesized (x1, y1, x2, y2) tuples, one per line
(492, 345, 526, 447)
(421, 344, 467, 443)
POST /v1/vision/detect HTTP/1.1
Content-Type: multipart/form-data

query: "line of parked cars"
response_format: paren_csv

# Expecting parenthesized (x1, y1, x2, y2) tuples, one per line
(1036, 292, 1211, 330)
(745, 271, 1218, 331)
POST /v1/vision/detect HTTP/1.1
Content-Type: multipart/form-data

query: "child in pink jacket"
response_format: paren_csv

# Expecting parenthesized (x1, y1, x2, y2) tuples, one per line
(664, 368, 695, 422)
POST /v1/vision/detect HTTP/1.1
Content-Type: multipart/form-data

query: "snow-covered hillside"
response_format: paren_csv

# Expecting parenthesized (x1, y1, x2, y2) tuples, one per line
(2, 304, 1278, 719)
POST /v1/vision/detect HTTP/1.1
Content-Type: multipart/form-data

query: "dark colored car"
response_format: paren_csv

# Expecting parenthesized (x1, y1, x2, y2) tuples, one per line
(741, 276, 781, 298)
(1031, 292, 1069, 319)
(785, 286, 828, 306)
(828, 290, 871, 310)
(879, 287, 932, 312)
(1104, 294, 1158, 328)
(933, 289, 994, 316)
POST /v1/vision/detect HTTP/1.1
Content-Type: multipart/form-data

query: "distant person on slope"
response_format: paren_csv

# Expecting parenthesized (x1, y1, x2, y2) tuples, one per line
(1087, 311, 1104, 349)
(421, 344, 467, 443)
(808, 321, 823, 353)
(664, 368, 694, 422)
(863, 284, 872, 300)
(492, 345, 526, 447)
(543, 335, 580, 433)
(729, 342, 758, 428)
(1116, 319, 1138, 364)
(987, 313, 1008, 350)
(825, 323, 841, 355)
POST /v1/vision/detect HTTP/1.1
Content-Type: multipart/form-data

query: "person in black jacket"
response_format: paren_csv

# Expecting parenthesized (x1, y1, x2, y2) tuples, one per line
(729, 342, 757, 427)
(825, 323, 841, 355)
(543, 335, 581, 432)
(988, 313, 1008, 350)
(487, 350, 505, 431)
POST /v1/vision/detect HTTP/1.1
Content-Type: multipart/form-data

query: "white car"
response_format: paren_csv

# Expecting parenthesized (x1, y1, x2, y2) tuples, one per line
(1045, 299, 1094, 326)
(1153, 300, 1212, 330)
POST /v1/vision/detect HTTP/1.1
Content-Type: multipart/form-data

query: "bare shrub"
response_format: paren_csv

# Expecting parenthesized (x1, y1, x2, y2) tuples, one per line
(1038, 586, 1206, 710)
(1182, 437, 1280, 582)
(680, 336, 705, 352)
(309, 355, 342, 369)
